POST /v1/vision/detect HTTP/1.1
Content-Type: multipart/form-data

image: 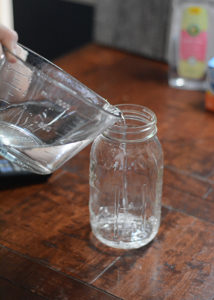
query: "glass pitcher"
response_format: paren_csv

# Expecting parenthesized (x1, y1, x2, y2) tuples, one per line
(0, 44, 121, 174)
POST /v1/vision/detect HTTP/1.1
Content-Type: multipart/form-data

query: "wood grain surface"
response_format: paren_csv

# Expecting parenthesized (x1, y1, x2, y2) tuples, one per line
(1, 44, 214, 299)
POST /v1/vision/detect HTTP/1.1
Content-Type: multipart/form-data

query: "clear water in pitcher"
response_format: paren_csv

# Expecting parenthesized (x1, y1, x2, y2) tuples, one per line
(0, 99, 105, 174)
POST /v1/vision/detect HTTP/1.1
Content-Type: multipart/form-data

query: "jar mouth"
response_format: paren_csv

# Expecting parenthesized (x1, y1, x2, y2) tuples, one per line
(109, 104, 156, 132)
(104, 104, 157, 142)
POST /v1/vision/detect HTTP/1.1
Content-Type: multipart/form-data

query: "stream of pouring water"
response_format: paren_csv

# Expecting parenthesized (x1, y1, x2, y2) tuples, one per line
(121, 113, 128, 216)
(114, 112, 129, 239)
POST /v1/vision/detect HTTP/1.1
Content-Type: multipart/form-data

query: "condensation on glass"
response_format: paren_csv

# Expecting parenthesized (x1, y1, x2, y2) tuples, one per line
(89, 104, 164, 249)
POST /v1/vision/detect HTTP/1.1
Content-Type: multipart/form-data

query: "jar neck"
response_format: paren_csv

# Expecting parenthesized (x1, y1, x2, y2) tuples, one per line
(103, 104, 157, 143)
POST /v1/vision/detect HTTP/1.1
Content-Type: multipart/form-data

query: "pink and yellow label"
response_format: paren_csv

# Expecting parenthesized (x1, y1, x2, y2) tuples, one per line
(178, 6, 208, 79)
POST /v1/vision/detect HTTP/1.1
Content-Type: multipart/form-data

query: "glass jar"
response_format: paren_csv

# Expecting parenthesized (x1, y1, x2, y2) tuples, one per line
(89, 104, 163, 249)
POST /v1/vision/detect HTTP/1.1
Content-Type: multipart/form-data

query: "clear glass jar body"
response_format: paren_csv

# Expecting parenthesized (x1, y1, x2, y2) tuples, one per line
(89, 104, 163, 249)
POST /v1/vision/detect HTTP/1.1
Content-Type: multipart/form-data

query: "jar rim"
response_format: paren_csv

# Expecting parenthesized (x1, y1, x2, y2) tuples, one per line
(108, 104, 157, 134)
(103, 104, 157, 142)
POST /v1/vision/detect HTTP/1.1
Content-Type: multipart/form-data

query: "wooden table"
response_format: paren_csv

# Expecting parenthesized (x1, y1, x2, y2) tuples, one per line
(1, 44, 214, 300)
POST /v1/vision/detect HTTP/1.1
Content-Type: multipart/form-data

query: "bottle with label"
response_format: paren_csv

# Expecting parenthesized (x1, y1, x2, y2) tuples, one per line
(205, 57, 214, 111)
(167, 0, 214, 90)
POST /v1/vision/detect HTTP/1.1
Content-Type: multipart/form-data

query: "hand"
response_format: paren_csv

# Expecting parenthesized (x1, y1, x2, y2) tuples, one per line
(0, 24, 18, 63)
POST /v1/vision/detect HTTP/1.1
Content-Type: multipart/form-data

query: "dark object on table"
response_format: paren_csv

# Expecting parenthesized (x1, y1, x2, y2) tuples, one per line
(0, 159, 51, 190)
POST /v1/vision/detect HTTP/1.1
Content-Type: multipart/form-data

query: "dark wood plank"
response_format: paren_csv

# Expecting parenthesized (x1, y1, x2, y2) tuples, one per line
(163, 167, 214, 223)
(0, 170, 125, 283)
(55, 44, 128, 79)
(0, 278, 48, 300)
(0, 246, 119, 300)
(93, 208, 214, 300)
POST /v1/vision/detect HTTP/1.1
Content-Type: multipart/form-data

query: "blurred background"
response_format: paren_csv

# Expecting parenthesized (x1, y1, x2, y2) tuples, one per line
(0, 0, 170, 61)
(0, 0, 95, 60)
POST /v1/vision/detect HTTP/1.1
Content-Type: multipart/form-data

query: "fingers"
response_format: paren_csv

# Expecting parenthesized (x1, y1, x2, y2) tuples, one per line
(0, 24, 18, 63)
(0, 24, 18, 51)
